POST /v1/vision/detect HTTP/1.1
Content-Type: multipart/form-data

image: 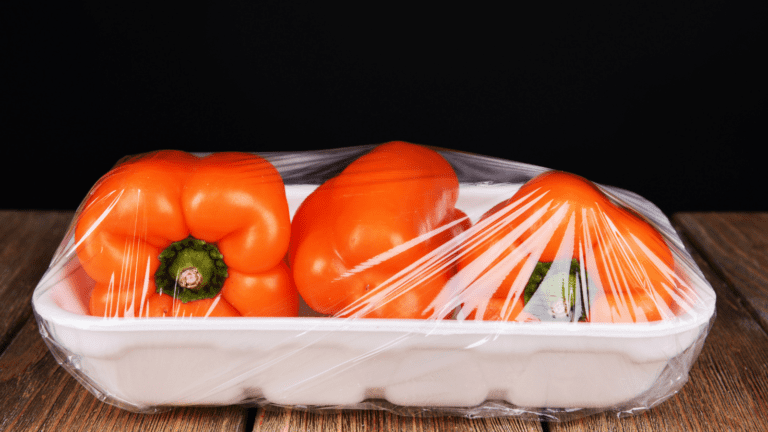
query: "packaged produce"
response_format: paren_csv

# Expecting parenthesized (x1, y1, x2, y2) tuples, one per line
(32, 142, 716, 420)
(290, 142, 469, 318)
(72, 150, 297, 318)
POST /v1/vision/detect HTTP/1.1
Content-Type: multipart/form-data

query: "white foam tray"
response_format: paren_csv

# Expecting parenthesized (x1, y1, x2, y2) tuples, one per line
(32, 184, 716, 411)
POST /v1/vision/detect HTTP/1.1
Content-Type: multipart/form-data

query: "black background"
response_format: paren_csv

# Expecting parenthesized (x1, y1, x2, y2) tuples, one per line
(4, 1, 766, 214)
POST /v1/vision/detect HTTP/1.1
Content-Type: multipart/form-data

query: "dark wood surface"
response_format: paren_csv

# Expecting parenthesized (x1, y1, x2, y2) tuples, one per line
(1, 210, 767, 431)
(0, 211, 72, 354)
(675, 213, 768, 333)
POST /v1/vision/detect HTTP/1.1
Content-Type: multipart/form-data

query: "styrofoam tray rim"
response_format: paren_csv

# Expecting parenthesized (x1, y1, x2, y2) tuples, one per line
(33, 286, 715, 339)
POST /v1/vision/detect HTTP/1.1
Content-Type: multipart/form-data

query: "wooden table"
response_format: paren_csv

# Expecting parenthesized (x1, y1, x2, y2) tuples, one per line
(2, 210, 767, 431)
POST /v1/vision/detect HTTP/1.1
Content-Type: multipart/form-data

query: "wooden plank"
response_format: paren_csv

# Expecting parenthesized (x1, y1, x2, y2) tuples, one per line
(252, 406, 542, 432)
(0, 316, 248, 432)
(0, 210, 73, 354)
(675, 212, 768, 330)
(549, 216, 768, 431)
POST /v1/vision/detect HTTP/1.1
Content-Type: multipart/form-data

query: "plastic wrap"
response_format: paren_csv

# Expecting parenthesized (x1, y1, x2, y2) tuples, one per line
(32, 142, 716, 420)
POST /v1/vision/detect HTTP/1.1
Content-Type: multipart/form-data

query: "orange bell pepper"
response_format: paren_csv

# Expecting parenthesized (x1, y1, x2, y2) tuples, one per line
(75, 150, 298, 318)
(288, 142, 470, 319)
(457, 170, 683, 322)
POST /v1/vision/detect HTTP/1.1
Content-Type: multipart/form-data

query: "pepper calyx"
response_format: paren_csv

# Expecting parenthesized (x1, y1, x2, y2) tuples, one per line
(155, 237, 228, 303)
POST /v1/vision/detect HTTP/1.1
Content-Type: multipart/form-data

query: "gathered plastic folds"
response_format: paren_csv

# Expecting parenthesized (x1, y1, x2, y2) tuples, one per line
(32, 142, 716, 420)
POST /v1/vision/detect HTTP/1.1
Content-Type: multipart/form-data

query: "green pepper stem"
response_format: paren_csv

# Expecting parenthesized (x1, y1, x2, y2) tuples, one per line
(155, 237, 228, 303)
(178, 266, 203, 289)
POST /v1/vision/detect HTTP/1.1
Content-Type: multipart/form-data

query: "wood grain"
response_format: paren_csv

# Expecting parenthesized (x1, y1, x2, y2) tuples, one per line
(0, 211, 72, 354)
(550, 214, 768, 431)
(675, 213, 768, 331)
(253, 406, 543, 432)
(0, 316, 248, 432)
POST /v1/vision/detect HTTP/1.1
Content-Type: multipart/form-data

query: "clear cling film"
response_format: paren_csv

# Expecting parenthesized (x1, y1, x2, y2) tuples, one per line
(32, 142, 716, 420)
(70, 150, 295, 319)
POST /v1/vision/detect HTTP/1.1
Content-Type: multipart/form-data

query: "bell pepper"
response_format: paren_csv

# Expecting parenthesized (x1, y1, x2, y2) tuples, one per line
(288, 141, 470, 319)
(75, 150, 298, 318)
(456, 170, 684, 322)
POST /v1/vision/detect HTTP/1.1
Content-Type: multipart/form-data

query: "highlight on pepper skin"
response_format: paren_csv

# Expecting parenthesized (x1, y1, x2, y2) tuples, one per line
(75, 150, 299, 318)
